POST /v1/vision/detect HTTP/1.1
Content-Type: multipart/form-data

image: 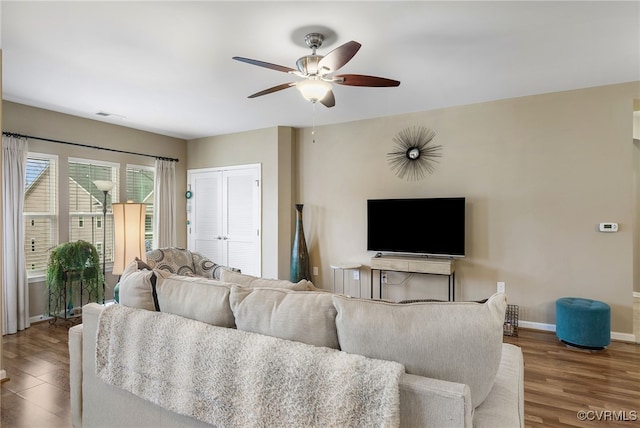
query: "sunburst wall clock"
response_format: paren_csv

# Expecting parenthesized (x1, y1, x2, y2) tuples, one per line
(387, 126, 442, 181)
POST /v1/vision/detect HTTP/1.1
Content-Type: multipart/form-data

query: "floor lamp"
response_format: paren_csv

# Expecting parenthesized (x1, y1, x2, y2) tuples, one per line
(93, 180, 115, 305)
(112, 202, 147, 276)
(112, 202, 147, 304)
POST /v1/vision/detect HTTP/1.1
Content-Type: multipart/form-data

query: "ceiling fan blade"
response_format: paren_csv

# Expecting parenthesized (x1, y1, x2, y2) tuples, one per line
(335, 74, 401, 87)
(233, 56, 296, 73)
(319, 90, 335, 108)
(317, 41, 361, 73)
(247, 82, 296, 98)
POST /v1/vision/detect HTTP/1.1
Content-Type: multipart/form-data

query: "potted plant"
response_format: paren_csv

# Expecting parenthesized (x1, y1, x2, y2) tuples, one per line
(46, 240, 103, 317)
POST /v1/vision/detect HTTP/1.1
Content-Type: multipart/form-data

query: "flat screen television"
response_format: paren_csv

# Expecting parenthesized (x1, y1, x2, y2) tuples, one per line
(367, 197, 465, 257)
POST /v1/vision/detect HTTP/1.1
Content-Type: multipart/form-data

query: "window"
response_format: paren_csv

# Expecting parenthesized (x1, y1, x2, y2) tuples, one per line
(23, 153, 154, 279)
(24, 154, 58, 275)
(68, 158, 119, 263)
(126, 165, 155, 252)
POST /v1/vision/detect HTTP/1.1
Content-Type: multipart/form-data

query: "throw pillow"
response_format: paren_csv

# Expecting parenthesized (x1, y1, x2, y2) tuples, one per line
(220, 269, 312, 291)
(230, 286, 339, 349)
(134, 256, 152, 271)
(192, 251, 241, 280)
(154, 269, 236, 328)
(146, 247, 196, 276)
(118, 259, 156, 311)
(332, 293, 507, 408)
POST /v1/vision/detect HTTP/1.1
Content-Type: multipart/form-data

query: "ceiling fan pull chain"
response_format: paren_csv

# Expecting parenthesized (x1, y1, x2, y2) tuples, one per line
(312, 102, 317, 143)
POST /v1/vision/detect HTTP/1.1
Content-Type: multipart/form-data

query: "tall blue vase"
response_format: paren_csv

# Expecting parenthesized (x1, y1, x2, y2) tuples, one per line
(290, 204, 311, 282)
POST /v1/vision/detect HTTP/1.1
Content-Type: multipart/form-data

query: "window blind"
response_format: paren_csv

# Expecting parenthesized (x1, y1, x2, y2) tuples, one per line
(126, 165, 155, 252)
(24, 154, 58, 275)
(68, 159, 119, 262)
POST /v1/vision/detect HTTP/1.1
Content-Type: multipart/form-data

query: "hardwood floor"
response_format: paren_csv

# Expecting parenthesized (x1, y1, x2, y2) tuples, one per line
(1, 321, 638, 427)
(1, 320, 72, 427)
(503, 330, 640, 427)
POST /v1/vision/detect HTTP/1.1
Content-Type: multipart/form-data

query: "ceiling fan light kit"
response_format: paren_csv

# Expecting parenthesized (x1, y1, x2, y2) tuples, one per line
(233, 32, 400, 108)
(296, 78, 332, 103)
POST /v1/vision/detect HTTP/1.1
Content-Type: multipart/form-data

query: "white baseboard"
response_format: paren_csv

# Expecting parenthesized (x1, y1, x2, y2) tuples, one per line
(611, 332, 638, 342)
(519, 320, 556, 332)
(30, 301, 115, 324)
(30, 314, 52, 324)
(519, 320, 637, 343)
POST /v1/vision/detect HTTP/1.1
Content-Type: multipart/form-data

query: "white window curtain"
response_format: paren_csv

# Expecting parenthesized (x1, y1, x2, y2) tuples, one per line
(2, 136, 30, 335)
(153, 159, 176, 248)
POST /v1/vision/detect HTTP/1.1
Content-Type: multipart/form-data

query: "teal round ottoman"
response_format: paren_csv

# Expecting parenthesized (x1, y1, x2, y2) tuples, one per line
(556, 297, 610, 350)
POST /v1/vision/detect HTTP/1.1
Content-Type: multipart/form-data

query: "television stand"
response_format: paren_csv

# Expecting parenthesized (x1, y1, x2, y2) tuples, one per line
(370, 255, 456, 301)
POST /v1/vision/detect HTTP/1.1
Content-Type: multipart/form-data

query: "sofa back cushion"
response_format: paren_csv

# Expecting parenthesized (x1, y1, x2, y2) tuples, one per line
(154, 269, 236, 328)
(118, 260, 156, 311)
(332, 293, 507, 408)
(220, 269, 311, 291)
(230, 286, 339, 349)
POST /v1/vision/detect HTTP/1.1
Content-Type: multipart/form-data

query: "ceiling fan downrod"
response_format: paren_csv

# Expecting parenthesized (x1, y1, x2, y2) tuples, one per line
(297, 33, 326, 76)
(304, 33, 324, 52)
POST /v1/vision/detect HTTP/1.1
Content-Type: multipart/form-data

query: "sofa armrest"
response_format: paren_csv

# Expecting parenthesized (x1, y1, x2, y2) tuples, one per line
(399, 373, 473, 428)
(472, 343, 525, 427)
(69, 324, 84, 428)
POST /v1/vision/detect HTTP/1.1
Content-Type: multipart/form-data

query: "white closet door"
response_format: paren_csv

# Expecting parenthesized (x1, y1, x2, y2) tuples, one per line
(187, 165, 261, 276)
(188, 170, 224, 262)
(223, 167, 261, 276)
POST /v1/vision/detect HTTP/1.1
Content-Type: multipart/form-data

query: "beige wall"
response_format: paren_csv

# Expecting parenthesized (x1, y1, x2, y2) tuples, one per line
(2, 101, 188, 320)
(3, 82, 639, 338)
(294, 82, 639, 335)
(186, 126, 294, 279)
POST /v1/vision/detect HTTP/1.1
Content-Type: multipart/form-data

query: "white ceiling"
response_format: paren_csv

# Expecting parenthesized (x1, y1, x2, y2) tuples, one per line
(1, 1, 638, 140)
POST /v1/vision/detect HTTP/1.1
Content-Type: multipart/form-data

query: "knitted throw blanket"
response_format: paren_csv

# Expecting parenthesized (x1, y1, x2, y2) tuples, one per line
(96, 305, 404, 427)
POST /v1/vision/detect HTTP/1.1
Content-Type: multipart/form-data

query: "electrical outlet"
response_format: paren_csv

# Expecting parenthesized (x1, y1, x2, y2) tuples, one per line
(497, 282, 506, 293)
(313, 266, 318, 276)
(381, 272, 388, 283)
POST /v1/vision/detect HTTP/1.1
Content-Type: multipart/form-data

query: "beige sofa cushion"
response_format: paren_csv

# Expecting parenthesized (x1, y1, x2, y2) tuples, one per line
(154, 269, 236, 328)
(332, 293, 507, 408)
(220, 269, 311, 291)
(118, 260, 156, 311)
(230, 286, 339, 349)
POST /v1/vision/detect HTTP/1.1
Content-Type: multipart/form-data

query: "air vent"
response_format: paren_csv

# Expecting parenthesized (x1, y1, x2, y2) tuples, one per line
(95, 111, 126, 119)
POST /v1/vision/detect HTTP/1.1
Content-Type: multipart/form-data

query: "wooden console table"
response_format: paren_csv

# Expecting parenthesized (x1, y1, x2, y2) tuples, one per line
(370, 255, 456, 301)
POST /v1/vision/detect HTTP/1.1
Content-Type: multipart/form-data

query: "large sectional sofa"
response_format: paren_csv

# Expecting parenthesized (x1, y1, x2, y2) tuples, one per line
(69, 258, 524, 427)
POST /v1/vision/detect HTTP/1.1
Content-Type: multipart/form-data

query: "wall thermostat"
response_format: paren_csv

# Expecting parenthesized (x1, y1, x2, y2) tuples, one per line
(599, 222, 618, 233)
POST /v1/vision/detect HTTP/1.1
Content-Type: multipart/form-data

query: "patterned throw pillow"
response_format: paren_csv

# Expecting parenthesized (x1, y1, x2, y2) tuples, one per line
(145, 248, 196, 276)
(192, 251, 240, 280)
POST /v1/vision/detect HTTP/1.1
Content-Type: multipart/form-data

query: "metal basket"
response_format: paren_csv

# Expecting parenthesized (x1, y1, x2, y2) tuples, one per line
(504, 304, 519, 337)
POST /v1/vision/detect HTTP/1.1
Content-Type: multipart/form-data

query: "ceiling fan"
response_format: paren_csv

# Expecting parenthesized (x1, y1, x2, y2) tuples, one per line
(233, 33, 400, 108)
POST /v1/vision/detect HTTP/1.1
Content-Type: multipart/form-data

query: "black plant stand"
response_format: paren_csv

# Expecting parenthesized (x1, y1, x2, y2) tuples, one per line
(48, 270, 100, 326)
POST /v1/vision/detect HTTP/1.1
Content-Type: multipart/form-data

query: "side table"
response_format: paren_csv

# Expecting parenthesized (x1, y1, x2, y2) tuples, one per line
(330, 263, 362, 297)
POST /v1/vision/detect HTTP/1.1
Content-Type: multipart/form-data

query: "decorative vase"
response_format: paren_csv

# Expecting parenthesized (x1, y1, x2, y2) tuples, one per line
(290, 204, 311, 282)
